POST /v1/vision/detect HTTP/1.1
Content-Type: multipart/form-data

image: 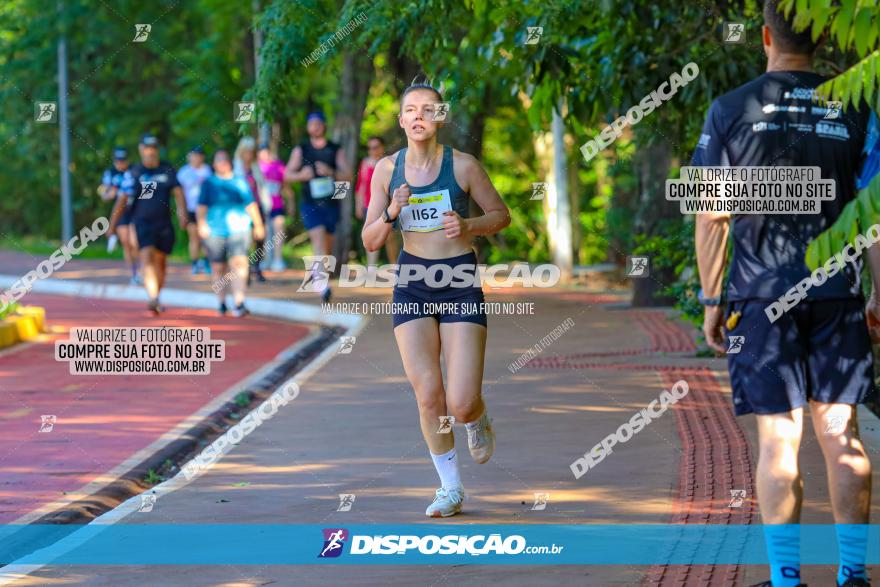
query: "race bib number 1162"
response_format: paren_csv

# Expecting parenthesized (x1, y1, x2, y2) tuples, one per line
(399, 189, 452, 232)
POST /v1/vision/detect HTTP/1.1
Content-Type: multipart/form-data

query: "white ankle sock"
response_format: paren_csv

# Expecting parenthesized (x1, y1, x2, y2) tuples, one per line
(430, 448, 462, 489)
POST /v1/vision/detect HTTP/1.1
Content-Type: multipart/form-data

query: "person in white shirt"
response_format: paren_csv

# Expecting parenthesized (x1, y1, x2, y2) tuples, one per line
(177, 146, 213, 274)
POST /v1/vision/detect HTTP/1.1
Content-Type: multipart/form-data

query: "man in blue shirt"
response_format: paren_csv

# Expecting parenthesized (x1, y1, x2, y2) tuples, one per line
(694, 2, 880, 585)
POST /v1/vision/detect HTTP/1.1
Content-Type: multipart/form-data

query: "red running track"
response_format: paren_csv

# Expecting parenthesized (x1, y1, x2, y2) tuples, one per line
(0, 293, 310, 523)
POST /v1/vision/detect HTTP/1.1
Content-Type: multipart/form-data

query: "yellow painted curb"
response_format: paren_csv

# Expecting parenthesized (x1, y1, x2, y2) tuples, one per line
(0, 321, 20, 349)
(19, 306, 46, 332)
(11, 315, 39, 341)
(0, 305, 46, 349)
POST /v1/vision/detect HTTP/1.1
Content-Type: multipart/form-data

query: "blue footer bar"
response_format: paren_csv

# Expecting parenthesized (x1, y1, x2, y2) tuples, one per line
(1, 524, 875, 565)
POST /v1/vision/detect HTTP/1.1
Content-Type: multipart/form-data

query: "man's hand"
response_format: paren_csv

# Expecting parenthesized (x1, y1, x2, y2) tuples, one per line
(867, 292, 880, 343)
(253, 223, 265, 241)
(198, 223, 210, 240)
(388, 183, 411, 218)
(300, 165, 315, 181)
(442, 211, 469, 239)
(703, 305, 727, 354)
(314, 161, 334, 177)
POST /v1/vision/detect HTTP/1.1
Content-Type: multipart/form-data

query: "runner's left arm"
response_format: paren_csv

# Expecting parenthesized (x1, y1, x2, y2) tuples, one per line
(456, 152, 510, 237)
(246, 201, 266, 241)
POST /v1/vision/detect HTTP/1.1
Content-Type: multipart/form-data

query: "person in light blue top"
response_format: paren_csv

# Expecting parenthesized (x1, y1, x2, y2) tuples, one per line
(197, 150, 265, 317)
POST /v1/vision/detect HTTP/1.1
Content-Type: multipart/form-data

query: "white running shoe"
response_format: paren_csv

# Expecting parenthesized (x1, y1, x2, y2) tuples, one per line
(466, 412, 495, 464)
(425, 486, 464, 518)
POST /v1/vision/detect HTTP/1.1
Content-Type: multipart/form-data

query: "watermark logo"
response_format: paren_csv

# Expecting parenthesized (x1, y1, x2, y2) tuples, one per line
(437, 416, 455, 434)
(298, 256, 336, 293)
(571, 380, 689, 479)
(348, 533, 548, 556)
(34, 102, 57, 123)
(235, 102, 256, 123)
(824, 415, 846, 435)
(139, 181, 157, 200)
(337, 494, 355, 512)
(337, 336, 356, 354)
(213, 230, 286, 293)
(301, 12, 367, 68)
(824, 100, 842, 120)
(531, 492, 550, 511)
(432, 103, 450, 122)
(139, 494, 157, 512)
(766, 224, 880, 323)
(728, 489, 746, 508)
(333, 182, 349, 200)
(626, 256, 649, 278)
(319, 528, 349, 558)
(525, 26, 543, 45)
(508, 317, 575, 373)
(39, 415, 56, 433)
(531, 182, 547, 201)
(133, 24, 151, 42)
(723, 22, 745, 44)
(727, 335, 745, 354)
(1, 217, 109, 313)
(581, 62, 699, 163)
(182, 383, 299, 480)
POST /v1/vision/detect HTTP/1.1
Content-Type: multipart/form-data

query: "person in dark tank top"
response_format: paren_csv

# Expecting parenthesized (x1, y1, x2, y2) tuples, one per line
(361, 79, 511, 518)
(284, 111, 352, 302)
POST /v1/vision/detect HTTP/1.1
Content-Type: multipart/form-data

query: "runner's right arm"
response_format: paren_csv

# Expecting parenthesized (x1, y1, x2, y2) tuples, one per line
(362, 156, 402, 252)
(692, 101, 731, 354)
(98, 170, 115, 201)
(283, 147, 314, 183)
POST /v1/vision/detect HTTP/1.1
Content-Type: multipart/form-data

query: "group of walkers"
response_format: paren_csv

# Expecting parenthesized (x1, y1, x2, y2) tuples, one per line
(97, 112, 397, 314)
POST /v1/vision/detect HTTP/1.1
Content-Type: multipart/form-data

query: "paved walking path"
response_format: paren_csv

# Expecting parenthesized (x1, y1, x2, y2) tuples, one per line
(2, 250, 879, 586)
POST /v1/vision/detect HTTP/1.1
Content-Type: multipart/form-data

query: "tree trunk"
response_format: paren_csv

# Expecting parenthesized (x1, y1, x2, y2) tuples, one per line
(331, 49, 374, 268)
(550, 105, 573, 281)
(630, 138, 676, 307)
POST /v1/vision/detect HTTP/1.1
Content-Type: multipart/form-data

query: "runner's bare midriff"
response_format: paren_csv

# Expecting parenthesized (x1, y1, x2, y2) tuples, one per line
(400, 230, 473, 259)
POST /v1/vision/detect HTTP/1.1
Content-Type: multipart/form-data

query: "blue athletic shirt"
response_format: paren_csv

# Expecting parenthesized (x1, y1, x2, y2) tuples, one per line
(692, 70, 880, 301)
(120, 161, 181, 224)
(198, 174, 254, 238)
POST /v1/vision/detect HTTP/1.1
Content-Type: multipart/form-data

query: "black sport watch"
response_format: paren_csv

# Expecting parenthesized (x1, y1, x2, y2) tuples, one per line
(382, 207, 397, 224)
(698, 289, 722, 307)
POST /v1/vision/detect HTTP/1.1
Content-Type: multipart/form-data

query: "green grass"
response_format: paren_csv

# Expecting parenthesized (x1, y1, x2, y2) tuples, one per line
(0, 302, 19, 320)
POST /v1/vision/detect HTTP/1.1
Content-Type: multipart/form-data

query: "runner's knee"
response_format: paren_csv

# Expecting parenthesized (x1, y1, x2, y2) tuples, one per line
(446, 395, 480, 423)
(412, 376, 444, 413)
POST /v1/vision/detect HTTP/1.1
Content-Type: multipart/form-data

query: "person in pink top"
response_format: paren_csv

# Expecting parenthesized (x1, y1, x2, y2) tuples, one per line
(258, 144, 290, 272)
(355, 136, 398, 266)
